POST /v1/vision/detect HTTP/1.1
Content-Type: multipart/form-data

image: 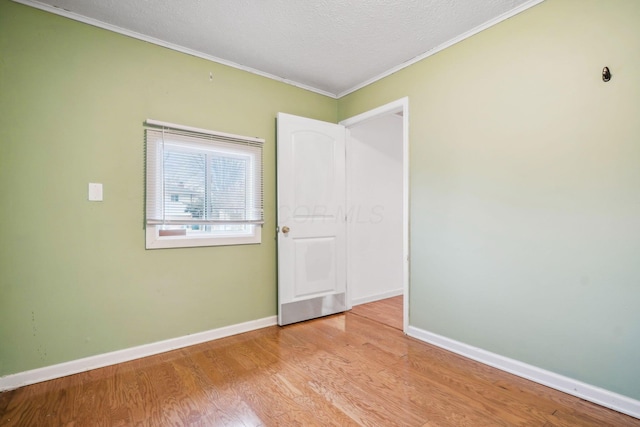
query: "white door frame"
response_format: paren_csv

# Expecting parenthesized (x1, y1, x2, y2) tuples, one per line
(340, 97, 410, 332)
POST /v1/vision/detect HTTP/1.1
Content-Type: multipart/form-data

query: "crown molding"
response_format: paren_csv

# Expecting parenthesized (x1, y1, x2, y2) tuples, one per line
(337, 0, 545, 98)
(11, 0, 337, 98)
(12, 0, 544, 99)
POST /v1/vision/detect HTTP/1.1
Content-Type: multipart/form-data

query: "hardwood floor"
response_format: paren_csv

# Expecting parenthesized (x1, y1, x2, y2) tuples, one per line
(1, 301, 638, 426)
(351, 295, 403, 330)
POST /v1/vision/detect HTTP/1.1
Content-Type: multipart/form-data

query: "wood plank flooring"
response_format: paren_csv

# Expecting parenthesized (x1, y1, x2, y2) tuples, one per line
(1, 298, 638, 426)
(351, 295, 403, 330)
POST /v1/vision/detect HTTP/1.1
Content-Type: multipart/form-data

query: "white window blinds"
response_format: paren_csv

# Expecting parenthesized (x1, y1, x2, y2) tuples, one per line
(145, 120, 264, 228)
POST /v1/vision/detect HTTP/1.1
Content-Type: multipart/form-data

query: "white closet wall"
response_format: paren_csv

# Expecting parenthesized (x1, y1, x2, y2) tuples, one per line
(347, 114, 404, 305)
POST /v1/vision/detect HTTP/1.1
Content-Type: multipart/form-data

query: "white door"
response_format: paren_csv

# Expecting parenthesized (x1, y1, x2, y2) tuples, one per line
(277, 113, 346, 326)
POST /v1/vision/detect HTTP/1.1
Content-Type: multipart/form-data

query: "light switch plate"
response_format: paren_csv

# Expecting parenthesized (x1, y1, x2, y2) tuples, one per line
(88, 183, 103, 201)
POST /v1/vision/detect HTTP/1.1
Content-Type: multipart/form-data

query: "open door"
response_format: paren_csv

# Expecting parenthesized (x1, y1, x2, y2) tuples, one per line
(277, 113, 346, 326)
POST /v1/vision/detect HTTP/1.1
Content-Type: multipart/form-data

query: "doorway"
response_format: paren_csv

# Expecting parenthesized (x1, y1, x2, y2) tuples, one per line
(341, 98, 409, 331)
(276, 98, 409, 330)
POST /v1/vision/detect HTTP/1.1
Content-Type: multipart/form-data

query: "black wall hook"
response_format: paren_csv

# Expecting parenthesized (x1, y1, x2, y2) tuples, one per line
(602, 67, 611, 82)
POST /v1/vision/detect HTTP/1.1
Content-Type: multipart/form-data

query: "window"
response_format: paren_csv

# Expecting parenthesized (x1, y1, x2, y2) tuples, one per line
(145, 120, 264, 249)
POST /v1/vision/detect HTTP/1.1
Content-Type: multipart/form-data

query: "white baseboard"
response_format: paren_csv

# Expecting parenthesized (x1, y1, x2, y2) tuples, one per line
(351, 288, 403, 306)
(407, 326, 640, 420)
(0, 315, 277, 392)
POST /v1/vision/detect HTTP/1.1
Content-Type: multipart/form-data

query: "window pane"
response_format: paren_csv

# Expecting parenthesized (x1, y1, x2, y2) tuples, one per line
(164, 149, 205, 221)
(209, 155, 249, 222)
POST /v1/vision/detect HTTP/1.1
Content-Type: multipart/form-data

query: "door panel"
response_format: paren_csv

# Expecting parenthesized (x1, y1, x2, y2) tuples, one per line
(293, 131, 336, 210)
(294, 237, 336, 297)
(277, 113, 346, 326)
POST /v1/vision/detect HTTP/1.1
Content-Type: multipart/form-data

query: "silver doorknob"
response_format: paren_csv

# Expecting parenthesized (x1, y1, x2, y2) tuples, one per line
(282, 226, 290, 234)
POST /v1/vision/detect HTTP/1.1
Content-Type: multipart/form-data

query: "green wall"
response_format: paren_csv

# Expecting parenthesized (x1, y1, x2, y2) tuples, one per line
(340, 0, 640, 400)
(0, 0, 336, 376)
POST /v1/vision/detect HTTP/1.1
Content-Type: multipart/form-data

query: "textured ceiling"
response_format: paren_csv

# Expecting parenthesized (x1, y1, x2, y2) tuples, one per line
(19, 0, 540, 97)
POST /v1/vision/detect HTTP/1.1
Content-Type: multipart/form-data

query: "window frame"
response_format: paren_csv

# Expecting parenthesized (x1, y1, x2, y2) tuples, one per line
(145, 120, 264, 249)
